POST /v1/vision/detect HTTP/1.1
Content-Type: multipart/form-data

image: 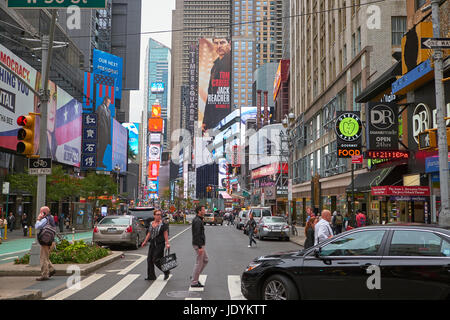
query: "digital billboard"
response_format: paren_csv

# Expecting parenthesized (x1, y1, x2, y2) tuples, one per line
(122, 123, 139, 156)
(148, 118, 164, 132)
(150, 82, 165, 94)
(92, 49, 123, 100)
(112, 119, 127, 172)
(198, 38, 231, 135)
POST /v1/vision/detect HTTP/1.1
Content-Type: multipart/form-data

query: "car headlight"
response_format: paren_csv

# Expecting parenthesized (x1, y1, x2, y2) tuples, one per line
(245, 262, 262, 272)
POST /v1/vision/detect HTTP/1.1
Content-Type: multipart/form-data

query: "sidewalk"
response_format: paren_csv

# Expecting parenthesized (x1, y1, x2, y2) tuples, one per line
(290, 226, 306, 247)
(0, 251, 123, 300)
(1, 227, 92, 243)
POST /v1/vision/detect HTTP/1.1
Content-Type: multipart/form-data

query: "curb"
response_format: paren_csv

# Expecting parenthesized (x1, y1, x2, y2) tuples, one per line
(0, 251, 123, 277)
(0, 290, 42, 300)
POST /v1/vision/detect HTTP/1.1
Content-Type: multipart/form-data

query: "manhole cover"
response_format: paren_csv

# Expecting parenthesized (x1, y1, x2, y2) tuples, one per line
(166, 291, 200, 298)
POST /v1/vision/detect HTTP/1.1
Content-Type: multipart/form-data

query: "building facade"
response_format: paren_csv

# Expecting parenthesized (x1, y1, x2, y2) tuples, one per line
(289, 0, 407, 222)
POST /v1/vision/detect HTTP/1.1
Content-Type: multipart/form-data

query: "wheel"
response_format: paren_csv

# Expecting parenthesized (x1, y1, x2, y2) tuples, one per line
(262, 274, 299, 300)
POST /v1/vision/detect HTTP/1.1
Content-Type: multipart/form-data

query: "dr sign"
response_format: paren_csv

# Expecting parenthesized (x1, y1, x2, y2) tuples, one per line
(412, 102, 450, 144)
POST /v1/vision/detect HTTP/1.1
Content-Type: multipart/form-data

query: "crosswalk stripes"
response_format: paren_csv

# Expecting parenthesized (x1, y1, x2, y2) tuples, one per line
(228, 275, 246, 300)
(138, 274, 173, 300)
(46, 273, 105, 300)
(95, 274, 140, 300)
(47, 273, 245, 300)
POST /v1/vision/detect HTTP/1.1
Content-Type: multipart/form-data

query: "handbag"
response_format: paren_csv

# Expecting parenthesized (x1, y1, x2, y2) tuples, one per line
(157, 248, 178, 272)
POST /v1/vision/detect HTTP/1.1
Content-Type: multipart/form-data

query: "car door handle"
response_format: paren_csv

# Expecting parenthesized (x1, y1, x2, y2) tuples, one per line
(337, 262, 359, 265)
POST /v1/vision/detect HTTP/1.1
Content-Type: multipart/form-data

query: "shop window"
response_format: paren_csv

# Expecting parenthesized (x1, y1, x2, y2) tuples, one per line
(389, 231, 449, 257)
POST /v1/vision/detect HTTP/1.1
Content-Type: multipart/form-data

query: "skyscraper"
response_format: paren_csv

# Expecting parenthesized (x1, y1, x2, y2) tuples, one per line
(145, 39, 171, 151)
(170, 0, 232, 149)
(232, 0, 283, 108)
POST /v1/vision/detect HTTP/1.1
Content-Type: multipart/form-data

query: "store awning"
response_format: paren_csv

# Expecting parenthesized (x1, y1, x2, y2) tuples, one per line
(219, 191, 233, 199)
(346, 165, 408, 193)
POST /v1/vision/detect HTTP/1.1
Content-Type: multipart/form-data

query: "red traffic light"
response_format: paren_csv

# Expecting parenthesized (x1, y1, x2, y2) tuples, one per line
(17, 116, 27, 126)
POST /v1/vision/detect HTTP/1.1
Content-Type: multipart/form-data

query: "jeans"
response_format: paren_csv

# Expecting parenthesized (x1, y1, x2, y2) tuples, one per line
(0, 227, 4, 239)
(248, 230, 257, 246)
(191, 245, 208, 285)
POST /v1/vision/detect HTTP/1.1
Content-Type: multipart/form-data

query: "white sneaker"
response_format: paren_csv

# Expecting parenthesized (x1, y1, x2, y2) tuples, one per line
(248, 245, 251, 247)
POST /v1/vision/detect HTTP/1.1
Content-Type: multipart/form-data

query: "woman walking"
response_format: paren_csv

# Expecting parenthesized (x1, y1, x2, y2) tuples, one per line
(245, 213, 257, 248)
(0, 214, 5, 241)
(303, 217, 317, 249)
(141, 209, 171, 281)
(22, 213, 29, 237)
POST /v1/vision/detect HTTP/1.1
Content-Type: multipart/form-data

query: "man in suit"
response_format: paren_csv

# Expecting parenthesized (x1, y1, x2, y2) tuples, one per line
(96, 96, 111, 168)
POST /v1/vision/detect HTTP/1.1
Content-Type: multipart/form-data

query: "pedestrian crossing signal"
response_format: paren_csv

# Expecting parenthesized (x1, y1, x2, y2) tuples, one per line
(16, 113, 37, 156)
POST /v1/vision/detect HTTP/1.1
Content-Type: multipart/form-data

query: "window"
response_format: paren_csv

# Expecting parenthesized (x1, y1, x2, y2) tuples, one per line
(392, 17, 407, 46)
(320, 231, 386, 256)
(389, 231, 450, 257)
(352, 76, 362, 111)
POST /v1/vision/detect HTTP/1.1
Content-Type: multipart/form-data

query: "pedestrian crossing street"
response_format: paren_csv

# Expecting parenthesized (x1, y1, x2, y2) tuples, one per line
(46, 273, 246, 300)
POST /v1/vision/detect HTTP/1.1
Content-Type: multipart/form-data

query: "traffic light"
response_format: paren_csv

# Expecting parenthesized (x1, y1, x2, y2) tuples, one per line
(16, 113, 37, 156)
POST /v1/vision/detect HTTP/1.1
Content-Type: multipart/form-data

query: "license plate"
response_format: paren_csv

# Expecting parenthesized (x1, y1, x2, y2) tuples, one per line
(107, 228, 117, 233)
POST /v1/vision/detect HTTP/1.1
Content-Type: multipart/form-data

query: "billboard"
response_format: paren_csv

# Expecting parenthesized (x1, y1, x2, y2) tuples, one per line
(366, 102, 399, 151)
(122, 123, 139, 156)
(150, 133, 161, 144)
(148, 161, 160, 181)
(148, 118, 164, 132)
(92, 49, 123, 100)
(198, 38, 231, 135)
(112, 119, 127, 172)
(151, 105, 161, 118)
(150, 82, 165, 94)
(188, 44, 198, 136)
(149, 144, 161, 161)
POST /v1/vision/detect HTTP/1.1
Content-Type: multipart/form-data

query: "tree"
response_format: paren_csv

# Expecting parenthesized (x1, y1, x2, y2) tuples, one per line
(79, 172, 117, 215)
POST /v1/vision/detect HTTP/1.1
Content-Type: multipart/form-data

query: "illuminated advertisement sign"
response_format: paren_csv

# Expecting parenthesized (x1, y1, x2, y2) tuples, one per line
(148, 161, 160, 181)
(122, 123, 139, 156)
(151, 105, 161, 118)
(149, 144, 161, 161)
(150, 82, 165, 94)
(335, 111, 362, 158)
(148, 118, 164, 132)
(198, 38, 231, 134)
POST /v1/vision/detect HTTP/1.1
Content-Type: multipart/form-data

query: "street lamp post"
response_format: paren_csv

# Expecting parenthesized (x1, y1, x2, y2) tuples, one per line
(282, 113, 296, 235)
(114, 165, 120, 214)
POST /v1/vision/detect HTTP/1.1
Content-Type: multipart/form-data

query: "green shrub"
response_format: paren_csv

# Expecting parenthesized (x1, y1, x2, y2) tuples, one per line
(14, 241, 110, 265)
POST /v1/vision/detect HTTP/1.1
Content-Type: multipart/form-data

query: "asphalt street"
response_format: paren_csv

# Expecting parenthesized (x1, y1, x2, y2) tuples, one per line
(28, 222, 301, 300)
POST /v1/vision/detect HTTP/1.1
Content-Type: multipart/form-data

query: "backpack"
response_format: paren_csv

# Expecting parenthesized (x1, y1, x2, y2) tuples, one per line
(335, 214, 343, 225)
(38, 217, 56, 246)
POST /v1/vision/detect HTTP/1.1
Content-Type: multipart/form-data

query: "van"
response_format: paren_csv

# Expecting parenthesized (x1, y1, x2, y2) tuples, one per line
(237, 210, 248, 230)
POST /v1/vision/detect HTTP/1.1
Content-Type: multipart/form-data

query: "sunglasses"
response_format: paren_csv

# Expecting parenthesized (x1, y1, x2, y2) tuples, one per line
(154, 214, 161, 216)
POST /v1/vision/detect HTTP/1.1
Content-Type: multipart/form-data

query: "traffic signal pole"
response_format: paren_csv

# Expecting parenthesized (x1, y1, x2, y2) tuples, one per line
(431, 0, 449, 226)
(36, 10, 57, 221)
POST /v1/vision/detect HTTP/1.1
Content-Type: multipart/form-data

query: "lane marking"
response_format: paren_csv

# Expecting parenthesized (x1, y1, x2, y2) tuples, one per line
(117, 254, 146, 275)
(169, 226, 192, 241)
(138, 274, 172, 300)
(95, 274, 140, 300)
(228, 275, 246, 300)
(189, 274, 207, 292)
(1, 256, 18, 261)
(46, 273, 105, 300)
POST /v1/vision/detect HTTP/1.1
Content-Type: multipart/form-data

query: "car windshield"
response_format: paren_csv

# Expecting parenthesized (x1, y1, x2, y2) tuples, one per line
(252, 209, 261, 217)
(99, 217, 130, 225)
(264, 217, 285, 223)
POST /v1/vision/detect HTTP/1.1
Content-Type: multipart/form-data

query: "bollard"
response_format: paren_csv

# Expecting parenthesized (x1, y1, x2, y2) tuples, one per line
(72, 227, 75, 243)
(4, 225, 7, 240)
(29, 226, 32, 238)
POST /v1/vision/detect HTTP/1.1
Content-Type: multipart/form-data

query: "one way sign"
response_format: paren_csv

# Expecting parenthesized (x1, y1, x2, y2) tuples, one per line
(421, 38, 450, 49)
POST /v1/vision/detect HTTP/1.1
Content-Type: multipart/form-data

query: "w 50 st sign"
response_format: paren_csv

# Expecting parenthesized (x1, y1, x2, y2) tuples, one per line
(8, 0, 107, 8)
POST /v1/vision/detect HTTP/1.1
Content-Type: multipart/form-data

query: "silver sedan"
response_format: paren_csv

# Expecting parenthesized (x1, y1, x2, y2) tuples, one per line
(93, 215, 147, 249)
(256, 216, 290, 241)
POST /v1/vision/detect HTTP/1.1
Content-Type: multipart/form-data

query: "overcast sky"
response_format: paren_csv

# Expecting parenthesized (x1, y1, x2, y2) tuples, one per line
(129, 0, 175, 123)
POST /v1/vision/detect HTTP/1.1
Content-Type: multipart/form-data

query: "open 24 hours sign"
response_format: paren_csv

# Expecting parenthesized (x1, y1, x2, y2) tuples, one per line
(335, 111, 362, 158)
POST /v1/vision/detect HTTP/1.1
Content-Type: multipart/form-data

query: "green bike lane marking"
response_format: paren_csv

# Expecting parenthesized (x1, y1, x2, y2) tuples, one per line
(0, 232, 93, 258)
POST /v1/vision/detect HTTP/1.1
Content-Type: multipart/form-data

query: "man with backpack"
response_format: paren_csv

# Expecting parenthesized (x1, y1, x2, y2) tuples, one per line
(35, 206, 56, 281)
(332, 211, 344, 234)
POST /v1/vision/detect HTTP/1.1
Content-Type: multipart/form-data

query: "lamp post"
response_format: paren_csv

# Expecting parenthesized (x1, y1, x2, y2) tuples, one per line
(114, 165, 120, 214)
(282, 112, 296, 235)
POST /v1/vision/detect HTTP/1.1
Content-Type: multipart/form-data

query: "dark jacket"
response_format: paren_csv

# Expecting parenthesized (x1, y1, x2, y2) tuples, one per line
(192, 215, 206, 248)
(245, 218, 257, 232)
(147, 222, 169, 247)
(304, 226, 315, 249)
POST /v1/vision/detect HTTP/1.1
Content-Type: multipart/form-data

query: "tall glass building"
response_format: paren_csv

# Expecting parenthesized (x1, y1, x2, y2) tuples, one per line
(145, 38, 171, 150)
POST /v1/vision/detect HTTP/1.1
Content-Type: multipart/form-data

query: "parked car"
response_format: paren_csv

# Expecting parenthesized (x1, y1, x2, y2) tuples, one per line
(93, 215, 147, 249)
(237, 210, 248, 230)
(241, 224, 450, 300)
(256, 216, 290, 241)
(127, 207, 155, 229)
(244, 207, 272, 234)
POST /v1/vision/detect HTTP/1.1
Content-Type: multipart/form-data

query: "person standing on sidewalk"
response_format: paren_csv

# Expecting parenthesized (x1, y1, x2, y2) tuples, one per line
(35, 206, 56, 281)
(304, 217, 316, 249)
(141, 209, 171, 281)
(21, 213, 29, 237)
(245, 213, 257, 248)
(0, 213, 5, 241)
(191, 206, 208, 288)
(8, 212, 15, 233)
(314, 210, 333, 245)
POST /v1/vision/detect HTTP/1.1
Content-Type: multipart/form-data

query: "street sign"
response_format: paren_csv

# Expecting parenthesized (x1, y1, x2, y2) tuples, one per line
(421, 38, 450, 49)
(7, 0, 107, 8)
(352, 155, 363, 164)
(29, 158, 52, 175)
(2, 182, 9, 195)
